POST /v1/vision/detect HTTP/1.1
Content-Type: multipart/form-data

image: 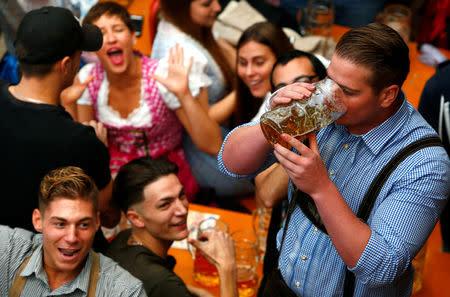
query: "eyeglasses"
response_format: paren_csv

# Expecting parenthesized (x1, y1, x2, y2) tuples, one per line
(293, 75, 318, 83)
(273, 74, 319, 91)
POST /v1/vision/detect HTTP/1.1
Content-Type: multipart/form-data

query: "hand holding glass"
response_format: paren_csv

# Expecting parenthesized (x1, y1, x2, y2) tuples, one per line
(260, 78, 346, 148)
(189, 218, 229, 287)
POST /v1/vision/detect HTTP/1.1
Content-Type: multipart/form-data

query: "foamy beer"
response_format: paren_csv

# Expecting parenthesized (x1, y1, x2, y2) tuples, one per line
(192, 218, 229, 287)
(260, 78, 346, 148)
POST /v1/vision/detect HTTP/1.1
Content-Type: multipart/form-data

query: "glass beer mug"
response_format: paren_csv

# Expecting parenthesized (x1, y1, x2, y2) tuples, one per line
(232, 230, 259, 297)
(260, 78, 346, 148)
(252, 207, 271, 260)
(189, 218, 229, 287)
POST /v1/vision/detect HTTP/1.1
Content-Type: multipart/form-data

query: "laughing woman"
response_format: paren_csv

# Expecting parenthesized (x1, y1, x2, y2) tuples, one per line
(151, 0, 255, 199)
(62, 2, 223, 201)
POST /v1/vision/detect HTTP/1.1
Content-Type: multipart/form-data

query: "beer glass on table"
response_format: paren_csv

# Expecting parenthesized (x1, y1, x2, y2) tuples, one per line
(191, 218, 229, 287)
(232, 230, 259, 297)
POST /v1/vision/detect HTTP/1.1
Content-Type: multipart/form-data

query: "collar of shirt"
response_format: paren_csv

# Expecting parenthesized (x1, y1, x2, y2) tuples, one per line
(20, 244, 95, 295)
(329, 91, 409, 156)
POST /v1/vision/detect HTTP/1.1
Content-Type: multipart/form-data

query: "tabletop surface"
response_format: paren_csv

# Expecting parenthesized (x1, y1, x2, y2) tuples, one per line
(168, 203, 258, 296)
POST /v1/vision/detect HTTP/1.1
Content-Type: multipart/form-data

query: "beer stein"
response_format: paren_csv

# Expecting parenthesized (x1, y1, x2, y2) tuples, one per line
(298, 0, 335, 37)
(377, 4, 411, 43)
(189, 218, 229, 287)
(260, 78, 346, 148)
(252, 207, 271, 260)
(232, 230, 259, 297)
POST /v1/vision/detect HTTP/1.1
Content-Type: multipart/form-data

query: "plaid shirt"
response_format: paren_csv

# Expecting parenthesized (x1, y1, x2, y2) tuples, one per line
(0, 226, 147, 297)
(218, 96, 450, 296)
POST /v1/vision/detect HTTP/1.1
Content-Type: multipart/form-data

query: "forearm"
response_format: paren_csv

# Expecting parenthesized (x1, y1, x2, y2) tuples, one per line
(209, 91, 236, 125)
(222, 123, 273, 174)
(312, 180, 371, 268)
(176, 92, 223, 154)
(217, 263, 238, 297)
(255, 163, 289, 208)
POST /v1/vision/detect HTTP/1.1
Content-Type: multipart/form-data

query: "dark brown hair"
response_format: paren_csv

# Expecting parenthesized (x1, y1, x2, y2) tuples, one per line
(39, 166, 99, 212)
(335, 23, 410, 95)
(159, 0, 233, 90)
(234, 22, 294, 125)
(83, 1, 134, 32)
(112, 157, 178, 212)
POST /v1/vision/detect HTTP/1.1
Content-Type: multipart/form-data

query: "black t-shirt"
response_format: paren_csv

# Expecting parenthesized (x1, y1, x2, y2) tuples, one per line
(106, 229, 193, 297)
(0, 80, 111, 231)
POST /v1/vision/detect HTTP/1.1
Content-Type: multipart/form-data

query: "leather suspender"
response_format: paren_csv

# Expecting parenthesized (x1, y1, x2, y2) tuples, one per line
(9, 251, 100, 297)
(342, 136, 442, 297)
(277, 136, 442, 296)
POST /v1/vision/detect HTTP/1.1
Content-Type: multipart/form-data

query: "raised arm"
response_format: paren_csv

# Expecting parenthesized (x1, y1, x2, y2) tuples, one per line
(151, 45, 223, 155)
(60, 75, 94, 120)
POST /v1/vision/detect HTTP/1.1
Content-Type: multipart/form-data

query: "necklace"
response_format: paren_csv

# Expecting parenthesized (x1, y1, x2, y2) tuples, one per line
(14, 86, 48, 104)
(128, 234, 144, 246)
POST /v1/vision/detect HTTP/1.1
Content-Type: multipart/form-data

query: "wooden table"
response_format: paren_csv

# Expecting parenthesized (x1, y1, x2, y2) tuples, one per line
(330, 24, 450, 109)
(168, 203, 262, 297)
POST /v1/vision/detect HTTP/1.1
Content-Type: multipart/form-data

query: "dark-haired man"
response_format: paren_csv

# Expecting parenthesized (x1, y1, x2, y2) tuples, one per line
(0, 6, 117, 242)
(106, 156, 238, 297)
(219, 23, 450, 296)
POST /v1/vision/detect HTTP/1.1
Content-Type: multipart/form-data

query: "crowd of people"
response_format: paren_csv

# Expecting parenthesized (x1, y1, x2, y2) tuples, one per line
(0, 1, 449, 297)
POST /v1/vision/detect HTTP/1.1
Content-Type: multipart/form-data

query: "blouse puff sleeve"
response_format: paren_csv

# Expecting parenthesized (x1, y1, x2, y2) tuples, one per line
(76, 63, 95, 106)
(153, 45, 213, 110)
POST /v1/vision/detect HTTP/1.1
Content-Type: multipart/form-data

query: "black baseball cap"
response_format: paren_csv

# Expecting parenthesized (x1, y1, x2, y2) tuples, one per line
(14, 6, 103, 64)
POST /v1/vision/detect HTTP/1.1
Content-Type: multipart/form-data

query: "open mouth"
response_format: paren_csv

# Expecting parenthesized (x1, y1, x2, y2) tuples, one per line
(107, 47, 124, 66)
(58, 248, 81, 260)
(171, 220, 187, 229)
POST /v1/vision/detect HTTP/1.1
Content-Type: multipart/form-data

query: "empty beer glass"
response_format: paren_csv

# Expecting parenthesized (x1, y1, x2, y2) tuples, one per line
(260, 78, 346, 148)
(191, 218, 229, 287)
(232, 230, 259, 297)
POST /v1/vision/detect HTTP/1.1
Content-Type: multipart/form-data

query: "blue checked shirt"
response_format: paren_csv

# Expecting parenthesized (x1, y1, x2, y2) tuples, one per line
(0, 226, 147, 297)
(218, 97, 450, 297)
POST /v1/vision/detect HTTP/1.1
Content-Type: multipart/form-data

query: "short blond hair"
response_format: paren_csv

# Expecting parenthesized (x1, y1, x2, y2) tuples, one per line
(38, 166, 98, 212)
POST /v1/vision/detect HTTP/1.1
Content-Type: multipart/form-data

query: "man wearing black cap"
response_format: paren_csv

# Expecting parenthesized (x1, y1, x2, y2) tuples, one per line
(0, 6, 118, 246)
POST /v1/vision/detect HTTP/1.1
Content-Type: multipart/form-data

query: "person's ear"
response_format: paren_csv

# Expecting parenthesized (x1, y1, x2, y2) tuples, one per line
(126, 209, 145, 228)
(59, 56, 72, 75)
(379, 85, 399, 108)
(32, 209, 43, 233)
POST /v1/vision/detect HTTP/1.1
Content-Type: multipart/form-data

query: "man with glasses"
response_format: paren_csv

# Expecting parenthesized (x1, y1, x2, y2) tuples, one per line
(270, 49, 327, 91)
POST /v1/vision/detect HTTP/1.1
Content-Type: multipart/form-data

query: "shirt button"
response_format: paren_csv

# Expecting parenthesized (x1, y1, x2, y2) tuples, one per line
(314, 227, 318, 232)
(344, 143, 349, 149)
(329, 170, 335, 175)
(296, 281, 300, 287)
(301, 255, 307, 261)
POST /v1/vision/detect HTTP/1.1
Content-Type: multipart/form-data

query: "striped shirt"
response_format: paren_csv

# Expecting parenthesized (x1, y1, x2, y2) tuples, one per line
(0, 226, 147, 297)
(218, 97, 450, 297)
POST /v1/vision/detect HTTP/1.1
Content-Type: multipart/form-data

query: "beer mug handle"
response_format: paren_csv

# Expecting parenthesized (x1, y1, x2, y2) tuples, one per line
(187, 225, 198, 259)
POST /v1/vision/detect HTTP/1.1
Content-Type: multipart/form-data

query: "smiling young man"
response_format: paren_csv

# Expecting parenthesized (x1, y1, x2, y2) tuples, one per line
(219, 23, 450, 297)
(107, 156, 238, 297)
(0, 166, 146, 297)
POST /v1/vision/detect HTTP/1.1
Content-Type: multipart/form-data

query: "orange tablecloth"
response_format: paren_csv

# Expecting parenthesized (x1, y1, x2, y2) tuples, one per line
(168, 203, 261, 297)
(330, 25, 450, 109)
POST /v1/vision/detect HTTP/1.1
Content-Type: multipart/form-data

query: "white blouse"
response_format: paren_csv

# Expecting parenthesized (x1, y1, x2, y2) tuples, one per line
(77, 54, 212, 127)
